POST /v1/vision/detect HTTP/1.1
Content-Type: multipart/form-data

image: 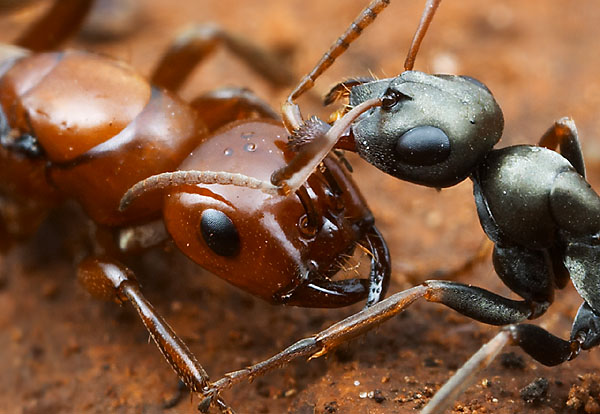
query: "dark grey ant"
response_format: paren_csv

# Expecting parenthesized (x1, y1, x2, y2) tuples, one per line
(336, 71, 600, 365)
(200, 0, 600, 412)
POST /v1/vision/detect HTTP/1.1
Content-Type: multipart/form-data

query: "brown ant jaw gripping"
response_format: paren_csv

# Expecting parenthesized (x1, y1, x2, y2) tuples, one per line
(275, 223, 390, 309)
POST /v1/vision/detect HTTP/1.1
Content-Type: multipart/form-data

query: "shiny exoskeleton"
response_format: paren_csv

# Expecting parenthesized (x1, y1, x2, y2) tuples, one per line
(201, 0, 600, 408)
(340, 71, 600, 365)
(0, 1, 391, 411)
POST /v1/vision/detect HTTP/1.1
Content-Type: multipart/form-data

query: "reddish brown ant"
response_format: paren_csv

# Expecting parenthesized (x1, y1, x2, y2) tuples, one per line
(0, 0, 392, 412)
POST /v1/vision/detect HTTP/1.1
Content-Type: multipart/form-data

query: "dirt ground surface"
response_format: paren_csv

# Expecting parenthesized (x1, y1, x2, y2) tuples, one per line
(1, 0, 600, 413)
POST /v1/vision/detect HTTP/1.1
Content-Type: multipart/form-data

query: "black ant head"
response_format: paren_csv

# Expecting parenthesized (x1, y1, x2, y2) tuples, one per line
(348, 71, 504, 188)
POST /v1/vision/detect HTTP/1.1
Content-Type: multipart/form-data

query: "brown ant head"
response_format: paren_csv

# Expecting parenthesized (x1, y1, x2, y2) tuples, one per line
(348, 71, 504, 188)
(158, 120, 390, 307)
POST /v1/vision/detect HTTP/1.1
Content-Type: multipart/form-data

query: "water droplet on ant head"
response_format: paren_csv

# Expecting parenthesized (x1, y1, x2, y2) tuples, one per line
(241, 131, 254, 140)
(244, 142, 257, 152)
(223, 148, 233, 156)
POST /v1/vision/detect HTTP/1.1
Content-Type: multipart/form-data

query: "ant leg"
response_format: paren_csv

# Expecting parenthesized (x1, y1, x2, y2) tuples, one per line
(420, 329, 511, 414)
(14, 0, 95, 51)
(190, 87, 280, 132)
(0, 195, 50, 252)
(151, 24, 294, 93)
(421, 302, 600, 414)
(500, 301, 600, 368)
(550, 171, 600, 312)
(79, 0, 141, 41)
(77, 256, 233, 413)
(0, 0, 38, 13)
(201, 280, 536, 403)
(423, 242, 600, 413)
(461, 303, 596, 372)
(538, 117, 585, 177)
(571, 301, 600, 351)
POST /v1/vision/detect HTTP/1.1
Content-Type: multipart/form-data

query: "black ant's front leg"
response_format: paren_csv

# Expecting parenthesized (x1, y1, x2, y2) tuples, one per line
(201, 279, 539, 402)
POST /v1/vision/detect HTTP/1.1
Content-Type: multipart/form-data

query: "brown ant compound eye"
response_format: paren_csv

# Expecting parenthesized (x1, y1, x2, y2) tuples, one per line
(199, 208, 240, 257)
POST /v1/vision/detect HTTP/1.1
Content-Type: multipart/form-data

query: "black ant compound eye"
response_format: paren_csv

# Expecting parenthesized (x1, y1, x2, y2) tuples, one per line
(200, 209, 240, 257)
(395, 126, 451, 166)
(381, 88, 411, 110)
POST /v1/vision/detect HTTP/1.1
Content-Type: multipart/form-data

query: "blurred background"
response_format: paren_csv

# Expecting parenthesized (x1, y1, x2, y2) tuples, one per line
(0, 1, 599, 413)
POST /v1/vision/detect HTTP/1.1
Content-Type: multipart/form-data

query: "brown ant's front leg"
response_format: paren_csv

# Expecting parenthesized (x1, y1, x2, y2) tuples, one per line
(203, 285, 428, 401)
(151, 23, 294, 93)
(77, 256, 234, 413)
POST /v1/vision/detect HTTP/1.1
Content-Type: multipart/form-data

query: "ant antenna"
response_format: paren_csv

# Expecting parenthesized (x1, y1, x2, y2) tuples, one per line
(282, 0, 391, 131)
(404, 0, 442, 71)
(282, 0, 443, 132)
(273, 0, 444, 194)
(120, 0, 447, 208)
(119, 170, 279, 211)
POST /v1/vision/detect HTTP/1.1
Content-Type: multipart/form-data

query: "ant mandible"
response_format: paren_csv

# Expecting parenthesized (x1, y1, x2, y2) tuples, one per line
(0, 0, 393, 412)
(196, 0, 600, 412)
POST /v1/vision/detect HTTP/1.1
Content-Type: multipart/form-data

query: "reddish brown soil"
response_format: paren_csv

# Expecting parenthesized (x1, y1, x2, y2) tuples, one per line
(1, 1, 600, 413)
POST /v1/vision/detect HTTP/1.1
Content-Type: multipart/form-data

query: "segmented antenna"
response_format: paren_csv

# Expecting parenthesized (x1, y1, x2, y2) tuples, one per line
(274, 0, 445, 195)
(119, 170, 279, 211)
(282, 0, 391, 131)
(282, 0, 443, 131)
(289, 0, 390, 103)
(404, 0, 442, 71)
